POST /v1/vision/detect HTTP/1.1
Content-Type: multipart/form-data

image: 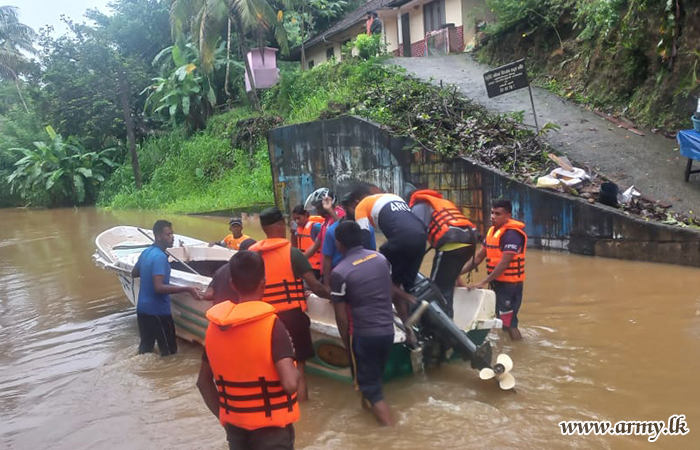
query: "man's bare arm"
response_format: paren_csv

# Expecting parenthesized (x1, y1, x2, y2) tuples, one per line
(275, 357, 300, 395)
(196, 358, 220, 418)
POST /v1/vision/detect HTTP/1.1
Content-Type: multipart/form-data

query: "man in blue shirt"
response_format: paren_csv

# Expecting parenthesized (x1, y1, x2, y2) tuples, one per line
(321, 195, 376, 288)
(131, 220, 201, 355)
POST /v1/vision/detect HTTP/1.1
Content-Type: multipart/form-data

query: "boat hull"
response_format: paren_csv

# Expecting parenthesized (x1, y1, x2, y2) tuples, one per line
(115, 273, 497, 382)
(95, 226, 502, 383)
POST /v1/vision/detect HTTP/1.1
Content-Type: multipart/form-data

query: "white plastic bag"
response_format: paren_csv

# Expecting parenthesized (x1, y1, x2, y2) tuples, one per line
(619, 185, 641, 204)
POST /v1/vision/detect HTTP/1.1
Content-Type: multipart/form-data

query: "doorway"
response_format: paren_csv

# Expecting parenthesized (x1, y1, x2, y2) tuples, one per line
(401, 13, 411, 57)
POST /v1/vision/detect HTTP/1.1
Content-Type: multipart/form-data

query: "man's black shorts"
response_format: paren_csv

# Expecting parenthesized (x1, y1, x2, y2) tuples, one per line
(275, 308, 315, 361)
(490, 281, 524, 328)
(350, 334, 393, 405)
(379, 236, 426, 291)
(137, 313, 177, 356)
(225, 423, 294, 450)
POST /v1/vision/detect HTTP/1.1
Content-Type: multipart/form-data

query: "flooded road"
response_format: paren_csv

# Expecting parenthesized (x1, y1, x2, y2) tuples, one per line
(1, 207, 699, 449)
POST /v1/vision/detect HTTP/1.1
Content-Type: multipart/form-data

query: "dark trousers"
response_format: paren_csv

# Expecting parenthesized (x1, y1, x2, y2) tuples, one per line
(225, 424, 295, 450)
(350, 334, 394, 405)
(490, 281, 524, 328)
(137, 313, 178, 356)
(430, 246, 474, 318)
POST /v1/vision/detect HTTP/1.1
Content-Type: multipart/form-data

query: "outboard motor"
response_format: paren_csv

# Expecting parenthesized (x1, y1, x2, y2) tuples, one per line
(407, 274, 492, 370)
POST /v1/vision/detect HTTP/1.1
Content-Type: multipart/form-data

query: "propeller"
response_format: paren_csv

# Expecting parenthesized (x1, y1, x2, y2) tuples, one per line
(479, 354, 515, 390)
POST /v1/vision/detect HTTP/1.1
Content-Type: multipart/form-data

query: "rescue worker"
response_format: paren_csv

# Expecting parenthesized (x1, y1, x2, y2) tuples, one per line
(202, 239, 257, 304)
(197, 251, 300, 450)
(250, 207, 331, 401)
(459, 199, 526, 341)
(302, 190, 345, 279)
(346, 185, 427, 345)
(291, 205, 324, 278)
(209, 217, 251, 250)
(131, 220, 201, 356)
(330, 221, 395, 426)
(409, 189, 478, 318)
(321, 193, 377, 289)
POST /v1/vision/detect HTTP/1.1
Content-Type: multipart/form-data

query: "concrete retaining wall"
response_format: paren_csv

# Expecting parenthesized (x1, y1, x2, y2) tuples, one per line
(267, 116, 700, 267)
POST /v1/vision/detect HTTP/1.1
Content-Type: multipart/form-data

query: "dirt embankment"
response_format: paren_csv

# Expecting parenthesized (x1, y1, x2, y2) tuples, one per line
(477, 2, 700, 131)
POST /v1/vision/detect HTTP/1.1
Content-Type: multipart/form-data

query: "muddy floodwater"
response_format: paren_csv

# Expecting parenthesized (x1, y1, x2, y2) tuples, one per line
(1, 207, 699, 449)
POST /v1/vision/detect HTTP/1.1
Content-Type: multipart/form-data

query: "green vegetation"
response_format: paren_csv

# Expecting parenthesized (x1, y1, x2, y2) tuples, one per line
(0, 0, 355, 210)
(8, 126, 116, 206)
(3, 0, 699, 213)
(143, 42, 226, 131)
(354, 33, 383, 59)
(100, 111, 273, 213)
(265, 59, 551, 182)
(479, 0, 700, 130)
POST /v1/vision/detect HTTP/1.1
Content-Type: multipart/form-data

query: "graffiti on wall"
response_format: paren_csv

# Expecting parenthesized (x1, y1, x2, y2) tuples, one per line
(268, 117, 422, 214)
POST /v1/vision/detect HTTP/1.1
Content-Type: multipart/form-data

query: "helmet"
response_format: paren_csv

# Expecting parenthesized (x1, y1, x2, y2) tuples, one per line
(304, 188, 335, 211)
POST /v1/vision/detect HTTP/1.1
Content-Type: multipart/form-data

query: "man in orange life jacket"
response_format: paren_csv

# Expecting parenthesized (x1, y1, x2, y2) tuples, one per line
(302, 191, 346, 279)
(250, 207, 331, 401)
(460, 199, 526, 341)
(203, 238, 258, 305)
(409, 189, 478, 318)
(291, 205, 323, 279)
(209, 217, 252, 250)
(197, 251, 300, 450)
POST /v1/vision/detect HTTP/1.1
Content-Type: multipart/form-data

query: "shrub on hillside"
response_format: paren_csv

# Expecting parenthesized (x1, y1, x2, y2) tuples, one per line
(101, 129, 273, 213)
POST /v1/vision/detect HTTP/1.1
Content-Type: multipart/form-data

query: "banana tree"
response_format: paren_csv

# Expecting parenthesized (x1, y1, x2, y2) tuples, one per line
(169, 0, 288, 111)
(143, 41, 236, 130)
(7, 126, 116, 206)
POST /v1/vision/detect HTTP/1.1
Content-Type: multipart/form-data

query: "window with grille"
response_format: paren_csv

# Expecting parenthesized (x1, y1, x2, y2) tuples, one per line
(423, 0, 445, 34)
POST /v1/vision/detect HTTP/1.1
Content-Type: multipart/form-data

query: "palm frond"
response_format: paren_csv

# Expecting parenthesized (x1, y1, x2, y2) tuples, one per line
(170, 0, 201, 41)
(233, 0, 264, 34)
(0, 6, 37, 56)
(262, 6, 288, 54)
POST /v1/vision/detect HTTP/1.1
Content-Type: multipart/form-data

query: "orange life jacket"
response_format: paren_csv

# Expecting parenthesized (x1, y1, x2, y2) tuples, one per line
(205, 301, 299, 431)
(223, 234, 251, 250)
(249, 238, 307, 312)
(484, 219, 527, 283)
(294, 216, 323, 270)
(409, 189, 475, 248)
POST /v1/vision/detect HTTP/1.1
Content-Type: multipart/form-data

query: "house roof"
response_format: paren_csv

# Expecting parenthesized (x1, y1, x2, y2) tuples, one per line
(299, 0, 402, 52)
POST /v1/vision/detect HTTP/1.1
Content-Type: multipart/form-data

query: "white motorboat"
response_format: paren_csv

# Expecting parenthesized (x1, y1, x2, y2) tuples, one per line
(93, 226, 504, 383)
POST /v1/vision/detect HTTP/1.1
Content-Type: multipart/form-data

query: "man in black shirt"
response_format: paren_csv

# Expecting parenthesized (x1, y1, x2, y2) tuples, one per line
(330, 221, 395, 426)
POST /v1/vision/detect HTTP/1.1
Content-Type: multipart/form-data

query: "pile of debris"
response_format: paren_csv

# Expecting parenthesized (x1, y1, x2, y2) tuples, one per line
(536, 154, 700, 228)
(355, 76, 551, 184)
(230, 115, 283, 157)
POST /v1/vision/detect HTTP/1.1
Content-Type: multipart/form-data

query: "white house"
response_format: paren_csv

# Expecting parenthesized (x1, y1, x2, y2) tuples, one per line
(299, 0, 493, 69)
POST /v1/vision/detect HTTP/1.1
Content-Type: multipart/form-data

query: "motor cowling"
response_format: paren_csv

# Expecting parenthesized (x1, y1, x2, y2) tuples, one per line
(407, 274, 492, 370)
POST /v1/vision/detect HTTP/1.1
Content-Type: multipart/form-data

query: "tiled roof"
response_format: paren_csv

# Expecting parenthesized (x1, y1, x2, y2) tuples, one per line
(300, 0, 401, 50)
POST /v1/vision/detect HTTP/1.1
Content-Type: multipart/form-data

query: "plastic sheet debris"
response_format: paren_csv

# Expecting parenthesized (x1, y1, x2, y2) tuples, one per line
(537, 166, 590, 190)
(619, 185, 641, 204)
(551, 167, 589, 185)
(536, 176, 562, 189)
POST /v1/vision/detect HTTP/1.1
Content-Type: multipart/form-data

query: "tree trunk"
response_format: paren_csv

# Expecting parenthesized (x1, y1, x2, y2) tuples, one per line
(235, 15, 261, 111)
(12, 73, 29, 113)
(225, 15, 232, 98)
(258, 25, 265, 65)
(117, 71, 142, 189)
(300, 7, 306, 71)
